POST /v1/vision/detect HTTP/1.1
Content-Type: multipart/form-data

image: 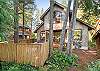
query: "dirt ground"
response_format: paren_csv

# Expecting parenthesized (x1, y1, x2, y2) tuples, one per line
(69, 48, 99, 71)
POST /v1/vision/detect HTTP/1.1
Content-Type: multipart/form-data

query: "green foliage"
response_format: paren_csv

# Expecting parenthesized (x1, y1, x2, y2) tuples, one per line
(46, 50, 78, 71)
(0, 32, 7, 42)
(79, 0, 98, 16)
(32, 33, 37, 39)
(88, 40, 96, 48)
(1, 61, 39, 71)
(78, 0, 99, 25)
(86, 60, 100, 71)
(0, 0, 14, 33)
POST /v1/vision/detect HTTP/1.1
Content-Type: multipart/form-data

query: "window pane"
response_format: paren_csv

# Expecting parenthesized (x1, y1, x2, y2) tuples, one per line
(54, 11, 62, 18)
(74, 30, 82, 40)
(53, 31, 61, 43)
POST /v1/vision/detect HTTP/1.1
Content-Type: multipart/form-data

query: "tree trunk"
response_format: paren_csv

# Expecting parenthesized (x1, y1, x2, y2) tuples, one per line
(14, 0, 19, 43)
(60, 0, 72, 51)
(22, 2, 25, 39)
(49, 0, 54, 56)
(67, 0, 77, 56)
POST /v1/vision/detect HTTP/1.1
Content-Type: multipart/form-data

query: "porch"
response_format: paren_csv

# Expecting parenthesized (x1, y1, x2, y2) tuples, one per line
(37, 29, 83, 48)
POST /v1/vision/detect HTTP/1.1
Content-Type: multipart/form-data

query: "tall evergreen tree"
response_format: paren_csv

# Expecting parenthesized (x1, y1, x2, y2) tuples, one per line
(0, 0, 14, 33)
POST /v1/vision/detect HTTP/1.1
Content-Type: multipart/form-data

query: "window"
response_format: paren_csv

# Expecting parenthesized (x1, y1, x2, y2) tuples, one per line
(40, 32, 45, 41)
(54, 11, 62, 23)
(74, 29, 82, 40)
(54, 11, 62, 17)
(53, 31, 61, 43)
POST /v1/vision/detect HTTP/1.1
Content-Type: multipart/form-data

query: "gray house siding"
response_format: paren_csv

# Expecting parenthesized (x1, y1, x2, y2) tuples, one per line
(37, 25, 44, 41)
(74, 21, 89, 49)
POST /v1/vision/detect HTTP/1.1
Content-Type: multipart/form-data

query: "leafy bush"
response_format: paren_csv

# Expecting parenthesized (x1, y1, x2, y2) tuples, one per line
(46, 50, 78, 71)
(88, 40, 96, 48)
(87, 60, 100, 71)
(0, 61, 39, 71)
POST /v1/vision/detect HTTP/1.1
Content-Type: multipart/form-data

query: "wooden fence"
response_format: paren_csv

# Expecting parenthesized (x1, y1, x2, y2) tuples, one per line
(18, 39, 37, 43)
(0, 42, 49, 66)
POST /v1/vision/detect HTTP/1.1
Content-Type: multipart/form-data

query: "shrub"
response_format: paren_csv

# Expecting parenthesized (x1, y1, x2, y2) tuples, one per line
(46, 50, 78, 71)
(87, 60, 100, 71)
(1, 61, 39, 71)
(88, 40, 96, 48)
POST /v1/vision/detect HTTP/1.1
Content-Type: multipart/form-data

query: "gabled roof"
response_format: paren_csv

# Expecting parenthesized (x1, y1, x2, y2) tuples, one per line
(76, 18, 95, 30)
(93, 29, 100, 39)
(34, 22, 44, 33)
(34, 18, 94, 33)
(92, 24, 100, 39)
(34, 1, 94, 33)
(40, 1, 66, 20)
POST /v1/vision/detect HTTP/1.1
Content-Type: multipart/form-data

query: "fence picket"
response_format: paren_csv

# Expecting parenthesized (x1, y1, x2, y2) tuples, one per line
(0, 43, 48, 66)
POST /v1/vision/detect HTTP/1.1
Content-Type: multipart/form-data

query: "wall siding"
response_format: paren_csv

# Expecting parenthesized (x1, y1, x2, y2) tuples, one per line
(75, 21, 89, 50)
(44, 5, 64, 30)
(37, 25, 44, 41)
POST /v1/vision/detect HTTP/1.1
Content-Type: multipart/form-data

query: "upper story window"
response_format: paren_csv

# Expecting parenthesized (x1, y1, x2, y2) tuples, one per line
(54, 11, 62, 23)
(54, 11, 62, 18)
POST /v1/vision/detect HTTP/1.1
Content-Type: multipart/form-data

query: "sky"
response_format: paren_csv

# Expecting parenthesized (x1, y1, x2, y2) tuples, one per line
(36, 0, 49, 10)
(36, 0, 62, 10)
(36, 0, 73, 11)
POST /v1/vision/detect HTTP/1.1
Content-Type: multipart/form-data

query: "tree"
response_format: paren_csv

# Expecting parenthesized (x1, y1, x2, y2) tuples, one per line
(60, 0, 72, 51)
(67, 0, 77, 55)
(14, 0, 19, 43)
(49, 0, 54, 56)
(61, 0, 67, 6)
(0, 0, 14, 33)
(78, 0, 100, 25)
(17, 0, 36, 39)
(13, 0, 36, 42)
(0, 0, 15, 42)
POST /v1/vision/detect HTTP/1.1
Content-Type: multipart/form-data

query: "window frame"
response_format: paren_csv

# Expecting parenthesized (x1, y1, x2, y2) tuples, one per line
(53, 10, 62, 18)
(74, 29, 82, 41)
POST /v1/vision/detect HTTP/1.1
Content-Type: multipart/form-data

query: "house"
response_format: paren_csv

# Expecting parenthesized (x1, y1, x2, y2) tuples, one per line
(18, 24, 32, 39)
(34, 2, 94, 50)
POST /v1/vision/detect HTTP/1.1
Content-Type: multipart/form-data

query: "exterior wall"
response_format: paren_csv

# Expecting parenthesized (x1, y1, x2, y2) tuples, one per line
(38, 5, 90, 49)
(37, 25, 44, 41)
(44, 5, 65, 30)
(18, 27, 32, 39)
(75, 21, 89, 50)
